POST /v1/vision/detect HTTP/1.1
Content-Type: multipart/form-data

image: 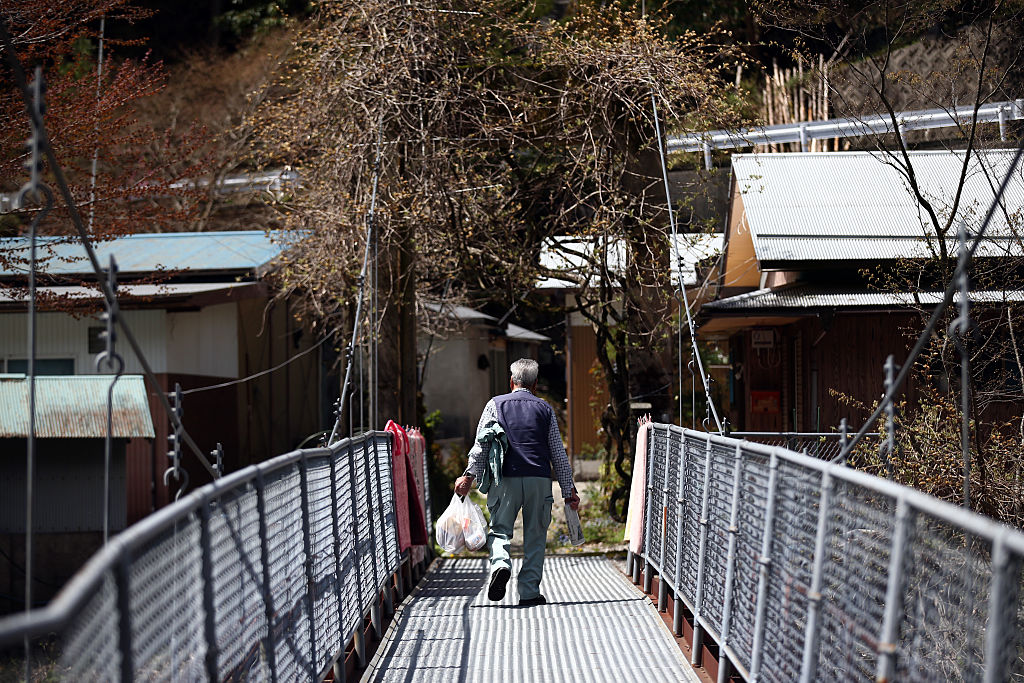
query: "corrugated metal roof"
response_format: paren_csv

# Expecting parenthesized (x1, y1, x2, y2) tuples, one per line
(0, 230, 292, 277)
(505, 323, 550, 342)
(538, 233, 722, 288)
(732, 150, 1024, 265)
(704, 285, 1024, 312)
(0, 374, 155, 438)
(0, 282, 257, 303)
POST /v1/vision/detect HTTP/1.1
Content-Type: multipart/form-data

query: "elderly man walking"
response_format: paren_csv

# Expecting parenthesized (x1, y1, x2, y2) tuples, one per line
(455, 358, 579, 606)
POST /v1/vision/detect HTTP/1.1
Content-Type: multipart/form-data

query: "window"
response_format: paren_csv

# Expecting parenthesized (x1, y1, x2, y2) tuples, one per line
(6, 358, 75, 375)
(88, 326, 105, 354)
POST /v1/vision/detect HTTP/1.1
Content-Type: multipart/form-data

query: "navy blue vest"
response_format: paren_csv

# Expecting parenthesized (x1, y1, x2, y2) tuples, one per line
(493, 391, 553, 479)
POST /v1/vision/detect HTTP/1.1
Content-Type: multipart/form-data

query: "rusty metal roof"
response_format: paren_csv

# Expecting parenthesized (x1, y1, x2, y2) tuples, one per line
(732, 149, 1024, 266)
(0, 374, 154, 439)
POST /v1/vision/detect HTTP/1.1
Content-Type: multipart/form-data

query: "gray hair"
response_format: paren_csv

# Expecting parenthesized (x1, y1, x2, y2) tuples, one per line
(509, 358, 539, 387)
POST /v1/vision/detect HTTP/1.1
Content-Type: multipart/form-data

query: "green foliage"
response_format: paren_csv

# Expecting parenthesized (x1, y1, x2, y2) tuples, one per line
(216, 0, 313, 43)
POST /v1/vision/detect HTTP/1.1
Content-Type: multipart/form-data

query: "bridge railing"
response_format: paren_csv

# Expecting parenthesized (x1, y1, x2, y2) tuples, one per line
(726, 432, 881, 462)
(0, 431, 402, 682)
(635, 424, 1024, 682)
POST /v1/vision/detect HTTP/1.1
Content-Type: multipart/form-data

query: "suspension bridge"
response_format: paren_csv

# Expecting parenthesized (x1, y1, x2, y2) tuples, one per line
(2, 423, 1024, 682)
(3, 16, 1024, 683)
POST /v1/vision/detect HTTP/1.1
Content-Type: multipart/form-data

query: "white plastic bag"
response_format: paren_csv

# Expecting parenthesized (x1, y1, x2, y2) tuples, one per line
(435, 494, 488, 553)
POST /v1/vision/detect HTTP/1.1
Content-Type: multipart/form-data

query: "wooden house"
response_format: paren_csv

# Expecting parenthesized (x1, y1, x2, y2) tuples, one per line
(0, 231, 324, 523)
(701, 150, 1024, 433)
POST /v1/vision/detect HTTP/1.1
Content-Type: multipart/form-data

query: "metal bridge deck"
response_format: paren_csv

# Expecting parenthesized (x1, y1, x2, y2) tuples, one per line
(364, 555, 698, 682)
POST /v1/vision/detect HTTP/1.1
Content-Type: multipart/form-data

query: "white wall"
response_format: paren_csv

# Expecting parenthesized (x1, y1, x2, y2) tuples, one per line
(0, 304, 239, 379)
(420, 332, 498, 442)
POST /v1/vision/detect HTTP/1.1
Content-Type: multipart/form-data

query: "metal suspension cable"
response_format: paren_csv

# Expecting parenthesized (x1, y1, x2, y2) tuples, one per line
(328, 122, 385, 446)
(832, 138, 1024, 463)
(0, 20, 218, 478)
(651, 94, 723, 433)
(16, 68, 52, 683)
(87, 15, 104, 232)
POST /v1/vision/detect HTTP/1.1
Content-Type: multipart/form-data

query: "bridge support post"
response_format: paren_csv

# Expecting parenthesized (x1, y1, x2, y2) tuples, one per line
(874, 497, 914, 683)
(353, 628, 367, 668)
(298, 455, 320, 681)
(798, 469, 833, 683)
(114, 548, 134, 683)
(371, 601, 383, 639)
(348, 440, 368, 669)
(690, 435, 713, 667)
(657, 429, 672, 612)
(672, 432, 689, 636)
(748, 450, 779, 682)
(642, 426, 658, 595)
(329, 446, 349, 679)
(717, 443, 745, 683)
(198, 498, 220, 682)
(982, 533, 1017, 683)
(255, 470, 279, 682)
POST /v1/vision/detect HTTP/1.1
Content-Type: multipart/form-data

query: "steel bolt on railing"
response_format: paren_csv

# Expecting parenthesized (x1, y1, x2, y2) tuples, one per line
(634, 424, 1024, 682)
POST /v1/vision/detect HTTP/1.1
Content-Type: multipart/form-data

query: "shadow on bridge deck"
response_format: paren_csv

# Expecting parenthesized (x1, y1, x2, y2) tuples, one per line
(363, 556, 699, 682)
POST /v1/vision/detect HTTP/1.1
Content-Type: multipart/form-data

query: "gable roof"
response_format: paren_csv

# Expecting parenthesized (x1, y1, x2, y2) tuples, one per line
(732, 150, 1024, 267)
(0, 230, 292, 279)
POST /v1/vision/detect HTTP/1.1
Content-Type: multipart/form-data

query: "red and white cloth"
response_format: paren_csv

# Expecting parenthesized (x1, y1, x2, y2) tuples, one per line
(385, 420, 429, 553)
(623, 417, 652, 554)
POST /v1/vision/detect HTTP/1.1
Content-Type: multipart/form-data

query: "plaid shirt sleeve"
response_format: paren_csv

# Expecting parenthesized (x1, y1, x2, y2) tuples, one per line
(548, 410, 575, 499)
(464, 399, 497, 480)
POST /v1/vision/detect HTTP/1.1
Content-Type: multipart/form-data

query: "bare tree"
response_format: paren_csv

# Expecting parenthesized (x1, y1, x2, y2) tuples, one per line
(251, 0, 743, 516)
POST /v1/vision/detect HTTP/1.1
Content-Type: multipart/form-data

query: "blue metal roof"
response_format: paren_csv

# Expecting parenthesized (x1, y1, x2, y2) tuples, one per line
(0, 230, 292, 277)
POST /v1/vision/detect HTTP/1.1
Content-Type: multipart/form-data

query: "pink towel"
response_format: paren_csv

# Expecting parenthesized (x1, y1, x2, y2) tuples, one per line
(624, 422, 651, 553)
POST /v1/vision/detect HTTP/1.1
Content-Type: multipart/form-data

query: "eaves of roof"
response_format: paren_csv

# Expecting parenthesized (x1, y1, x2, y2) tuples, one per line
(703, 285, 1024, 315)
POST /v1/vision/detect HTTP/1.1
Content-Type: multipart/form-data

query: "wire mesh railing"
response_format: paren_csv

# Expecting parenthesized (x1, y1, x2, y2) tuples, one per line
(634, 423, 1024, 682)
(727, 432, 881, 461)
(0, 430, 405, 682)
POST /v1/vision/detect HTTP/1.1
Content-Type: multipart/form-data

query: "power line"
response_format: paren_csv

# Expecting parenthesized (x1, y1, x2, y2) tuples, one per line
(652, 93, 724, 433)
(181, 330, 335, 396)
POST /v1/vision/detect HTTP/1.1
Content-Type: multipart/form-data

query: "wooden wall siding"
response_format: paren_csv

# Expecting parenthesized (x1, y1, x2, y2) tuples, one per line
(722, 184, 762, 290)
(812, 312, 917, 431)
(236, 297, 321, 466)
(568, 324, 601, 456)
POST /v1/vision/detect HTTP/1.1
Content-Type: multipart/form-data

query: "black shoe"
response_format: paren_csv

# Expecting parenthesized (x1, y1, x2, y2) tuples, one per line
(488, 567, 511, 601)
(519, 595, 547, 607)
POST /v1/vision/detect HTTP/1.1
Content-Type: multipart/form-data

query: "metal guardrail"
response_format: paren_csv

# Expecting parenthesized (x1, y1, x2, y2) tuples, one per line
(728, 432, 880, 462)
(634, 424, 1024, 682)
(0, 431, 405, 681)
(668, 99, 1024, 168)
